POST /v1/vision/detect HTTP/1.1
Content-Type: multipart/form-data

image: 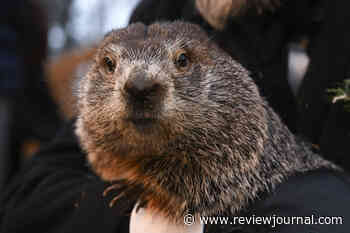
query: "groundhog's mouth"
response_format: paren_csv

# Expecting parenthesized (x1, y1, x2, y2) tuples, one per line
(127, 116, 158, 132)
(126, 109, 160, 128)
(130, 117, 156, 125)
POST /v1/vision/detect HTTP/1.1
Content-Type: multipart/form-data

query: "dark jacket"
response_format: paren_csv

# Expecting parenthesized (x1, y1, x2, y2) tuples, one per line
(0, 0, 62, 191)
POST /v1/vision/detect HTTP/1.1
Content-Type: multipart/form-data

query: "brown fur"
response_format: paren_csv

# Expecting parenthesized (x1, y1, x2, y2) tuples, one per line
(75, 21, 336, 222)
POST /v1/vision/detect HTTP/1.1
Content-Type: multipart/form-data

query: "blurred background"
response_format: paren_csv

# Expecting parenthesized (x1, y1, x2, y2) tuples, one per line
(41, 0, 140, 56)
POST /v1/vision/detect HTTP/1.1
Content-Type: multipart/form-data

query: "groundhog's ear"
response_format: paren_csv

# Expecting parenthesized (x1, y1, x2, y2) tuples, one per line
(195, 0, 245, 30)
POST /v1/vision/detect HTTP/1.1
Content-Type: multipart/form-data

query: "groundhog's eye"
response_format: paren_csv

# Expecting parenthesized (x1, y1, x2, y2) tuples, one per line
(102, 56, 116, 74)
(175, 53, 189, 69)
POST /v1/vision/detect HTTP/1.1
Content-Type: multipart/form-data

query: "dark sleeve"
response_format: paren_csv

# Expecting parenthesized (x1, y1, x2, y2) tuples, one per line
(205, 170, 350, 233)
(246, 171, 350, 233)
(0, 121, 133, 233)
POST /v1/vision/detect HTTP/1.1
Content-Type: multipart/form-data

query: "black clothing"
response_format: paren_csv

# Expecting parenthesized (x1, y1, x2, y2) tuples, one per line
(207, 170, 350, 233)
(1, 121, 350, 233)
(297, 0, 350, 170)
(0, 121, 132, 233)
(0, 0, 62, 191)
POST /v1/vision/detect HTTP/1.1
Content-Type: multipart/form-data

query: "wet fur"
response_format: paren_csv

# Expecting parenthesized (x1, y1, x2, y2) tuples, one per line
(75, 21, 336, 221)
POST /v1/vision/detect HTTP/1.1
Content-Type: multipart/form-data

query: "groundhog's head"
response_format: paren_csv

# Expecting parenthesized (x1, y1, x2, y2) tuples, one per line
(76, 21, 268, 218)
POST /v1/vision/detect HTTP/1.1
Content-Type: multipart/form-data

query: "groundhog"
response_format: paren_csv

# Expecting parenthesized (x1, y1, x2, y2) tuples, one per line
(75, 21, 336, 223)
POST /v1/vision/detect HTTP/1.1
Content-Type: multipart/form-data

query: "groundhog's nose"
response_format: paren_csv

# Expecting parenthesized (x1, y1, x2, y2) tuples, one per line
(124, 70, 162, 104)
(125, 76, 160, 98)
